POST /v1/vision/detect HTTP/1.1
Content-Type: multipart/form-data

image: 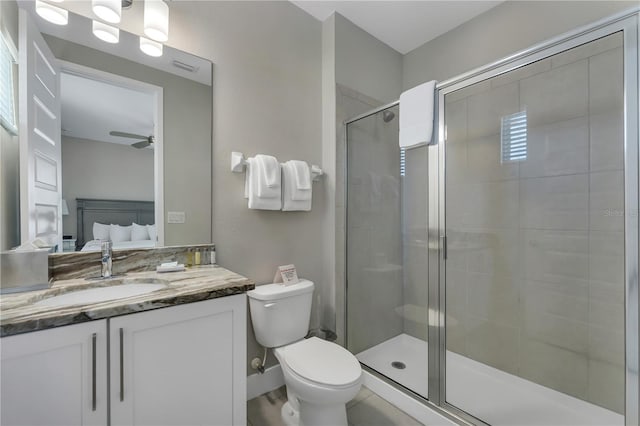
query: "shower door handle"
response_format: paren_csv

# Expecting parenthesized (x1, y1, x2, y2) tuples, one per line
(441, 236, 447, 260)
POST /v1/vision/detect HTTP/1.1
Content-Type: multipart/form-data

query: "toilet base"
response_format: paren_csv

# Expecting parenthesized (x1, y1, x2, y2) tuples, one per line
(280, 399, 348, 426)
(281, 402, 300, 426)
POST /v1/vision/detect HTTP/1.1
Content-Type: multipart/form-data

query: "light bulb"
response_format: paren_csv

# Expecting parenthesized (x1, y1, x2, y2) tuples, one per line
(35, 0, 68, 25)
(140, 37, 163, 57)
(92, 20, 119, 44)
(144, 0, 169, 42)
(92, 0, 121, 24)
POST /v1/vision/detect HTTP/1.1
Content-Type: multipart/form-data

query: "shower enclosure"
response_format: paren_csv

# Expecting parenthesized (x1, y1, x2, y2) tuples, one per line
(345, 11, 638, 426)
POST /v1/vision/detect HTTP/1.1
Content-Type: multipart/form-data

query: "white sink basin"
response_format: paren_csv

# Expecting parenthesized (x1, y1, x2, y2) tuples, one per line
(35, 281, 168, 308)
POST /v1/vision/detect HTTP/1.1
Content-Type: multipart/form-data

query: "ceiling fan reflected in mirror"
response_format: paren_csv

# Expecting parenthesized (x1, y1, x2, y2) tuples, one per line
(109, 131, 155, 149)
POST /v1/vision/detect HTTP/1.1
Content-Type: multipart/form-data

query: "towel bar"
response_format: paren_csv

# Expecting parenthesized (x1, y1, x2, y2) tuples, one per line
(230, 151, 323, 181)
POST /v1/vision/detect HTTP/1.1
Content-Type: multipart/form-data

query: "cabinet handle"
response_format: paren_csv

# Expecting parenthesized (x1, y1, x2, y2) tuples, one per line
(119, 327, 124, 402)
(92, 333, 97, 411)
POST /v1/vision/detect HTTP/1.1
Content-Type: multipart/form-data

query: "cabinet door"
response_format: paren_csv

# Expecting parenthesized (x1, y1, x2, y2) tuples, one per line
(110, 295, 246, 426)
(1, 320, 108, 426)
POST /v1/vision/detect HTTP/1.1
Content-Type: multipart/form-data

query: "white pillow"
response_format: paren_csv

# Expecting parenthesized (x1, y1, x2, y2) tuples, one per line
(147, 224, 157, 241)
(93, 222, 110, 241)
(131, 223, 150, 240)
(110, 224, 132, 243)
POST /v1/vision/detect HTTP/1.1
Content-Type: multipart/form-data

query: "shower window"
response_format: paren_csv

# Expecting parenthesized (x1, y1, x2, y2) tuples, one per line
(500, 111, 527, 163)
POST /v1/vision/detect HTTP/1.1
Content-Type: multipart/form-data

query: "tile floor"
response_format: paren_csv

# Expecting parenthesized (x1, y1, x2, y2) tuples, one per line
(247, 385, 423, 426)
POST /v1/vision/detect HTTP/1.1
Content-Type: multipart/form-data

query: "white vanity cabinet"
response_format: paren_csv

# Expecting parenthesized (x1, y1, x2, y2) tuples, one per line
(110, 294, 247, 426)
(1, 320, 108, 426)
(1, 294, 247, 426)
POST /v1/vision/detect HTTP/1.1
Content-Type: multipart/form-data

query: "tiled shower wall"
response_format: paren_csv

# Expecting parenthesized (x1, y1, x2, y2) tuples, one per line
(401, 146, 429, 340)
(444, 33, 625, 413)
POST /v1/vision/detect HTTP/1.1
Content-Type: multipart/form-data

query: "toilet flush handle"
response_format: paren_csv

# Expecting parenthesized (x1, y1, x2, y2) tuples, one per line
(264, 302, 276, 308)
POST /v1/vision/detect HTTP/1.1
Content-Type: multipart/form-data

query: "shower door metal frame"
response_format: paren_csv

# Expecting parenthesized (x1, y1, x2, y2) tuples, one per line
(430, 9, 639, 425)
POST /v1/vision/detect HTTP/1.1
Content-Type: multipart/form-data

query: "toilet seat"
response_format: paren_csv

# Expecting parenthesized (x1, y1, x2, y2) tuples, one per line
(277, 337, 361, 388)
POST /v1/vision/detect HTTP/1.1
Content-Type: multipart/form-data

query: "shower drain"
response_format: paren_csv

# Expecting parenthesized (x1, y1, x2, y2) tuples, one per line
(391, 361, 406, 370)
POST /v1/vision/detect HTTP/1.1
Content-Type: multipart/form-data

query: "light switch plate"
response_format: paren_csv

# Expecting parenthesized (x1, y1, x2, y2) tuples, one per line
(167, 211, 186, 224)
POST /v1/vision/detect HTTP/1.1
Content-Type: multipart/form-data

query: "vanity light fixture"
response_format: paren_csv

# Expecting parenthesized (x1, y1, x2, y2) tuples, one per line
(34, 0, 168, 55)
(91, 0, 122, 24)
(92, 0, 122, 24)
(139, 36, 163, 57)
(35, 0, 68, 26)
(92, 20, 119, 44)
(144, 0, 169, 42)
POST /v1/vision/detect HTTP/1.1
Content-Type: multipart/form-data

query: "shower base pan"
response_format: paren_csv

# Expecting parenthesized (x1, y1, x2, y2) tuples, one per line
(357, 334, 622, 426)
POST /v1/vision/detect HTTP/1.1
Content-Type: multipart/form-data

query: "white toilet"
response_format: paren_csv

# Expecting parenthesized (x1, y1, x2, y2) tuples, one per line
(247, 279, 362, 426)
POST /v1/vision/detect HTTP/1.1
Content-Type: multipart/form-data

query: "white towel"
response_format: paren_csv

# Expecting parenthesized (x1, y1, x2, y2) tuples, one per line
(282, 161, 312, 211)
(399, 80, 436, 149)
(246, 158, 282, 210)
(255, 154, 281, 199)
(289, 160, 311, 200)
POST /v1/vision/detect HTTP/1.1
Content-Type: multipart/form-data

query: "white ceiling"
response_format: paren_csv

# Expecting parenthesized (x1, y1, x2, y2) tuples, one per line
(291, 1, 502, 54)
(61, 73, 155, 147)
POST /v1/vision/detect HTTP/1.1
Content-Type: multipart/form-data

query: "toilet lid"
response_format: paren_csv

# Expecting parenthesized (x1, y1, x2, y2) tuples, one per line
(281, 337, 361, 387)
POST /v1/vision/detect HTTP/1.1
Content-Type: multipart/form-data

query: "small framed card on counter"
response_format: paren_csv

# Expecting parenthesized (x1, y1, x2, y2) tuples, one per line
(273, 264, 299, 286)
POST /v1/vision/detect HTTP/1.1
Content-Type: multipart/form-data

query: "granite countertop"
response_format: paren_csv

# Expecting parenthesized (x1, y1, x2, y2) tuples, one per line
(0, 265, 255, 337)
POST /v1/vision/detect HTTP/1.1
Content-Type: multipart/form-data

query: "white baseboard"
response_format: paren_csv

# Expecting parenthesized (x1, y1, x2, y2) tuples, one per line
(362, 371, 455, 426)
(247, 364, 285, 400)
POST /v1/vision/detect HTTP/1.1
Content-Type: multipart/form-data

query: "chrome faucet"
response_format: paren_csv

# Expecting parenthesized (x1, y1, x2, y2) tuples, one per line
(101, 241, 113, 278)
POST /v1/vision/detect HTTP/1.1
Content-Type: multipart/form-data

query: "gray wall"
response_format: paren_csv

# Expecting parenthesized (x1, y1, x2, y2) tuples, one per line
(43, 34, 212, 247)
(167, 1, 323, 372)
(0, 0, 19, 251)
(61, 137, 154, 240)
(320, 14, 337, 342)
(335, 14, 403, 104)
(403, 1, 637, 88)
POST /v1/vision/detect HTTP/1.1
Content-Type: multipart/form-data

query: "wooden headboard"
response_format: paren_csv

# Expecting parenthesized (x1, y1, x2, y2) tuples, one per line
(76, 198, 155, 248)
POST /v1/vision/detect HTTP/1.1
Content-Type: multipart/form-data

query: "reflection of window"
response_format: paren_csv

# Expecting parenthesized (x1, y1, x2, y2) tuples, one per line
(400, 147, 406, 177)
(0, 32, 18, 134)
(501, 111, 527, 162)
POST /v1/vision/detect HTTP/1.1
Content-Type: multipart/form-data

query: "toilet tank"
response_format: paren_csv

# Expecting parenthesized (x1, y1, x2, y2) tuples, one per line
(247, 279, 314, 348)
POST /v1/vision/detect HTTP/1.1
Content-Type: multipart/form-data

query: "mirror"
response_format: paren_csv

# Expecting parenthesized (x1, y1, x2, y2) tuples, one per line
(1, 1, 212, 252)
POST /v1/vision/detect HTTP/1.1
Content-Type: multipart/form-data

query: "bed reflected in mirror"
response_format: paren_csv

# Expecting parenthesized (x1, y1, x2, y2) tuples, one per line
(72, 199, 156, 252)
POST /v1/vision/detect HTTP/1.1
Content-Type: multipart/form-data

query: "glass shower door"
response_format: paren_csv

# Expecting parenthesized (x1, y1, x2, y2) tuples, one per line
(443, 32, 626, 425)
(345, 104, 430, 399)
